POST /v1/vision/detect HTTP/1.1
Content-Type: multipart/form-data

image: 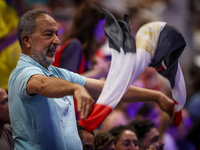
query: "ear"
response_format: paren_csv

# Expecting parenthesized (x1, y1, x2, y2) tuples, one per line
(22, 34, 31, 48)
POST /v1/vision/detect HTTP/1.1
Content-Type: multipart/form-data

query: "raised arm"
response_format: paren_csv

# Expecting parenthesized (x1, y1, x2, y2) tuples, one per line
(27, 74, 95, 119)
(85, 78, 175, 123)
(122, 86, 175, 122)
(84, 78, 105, 99)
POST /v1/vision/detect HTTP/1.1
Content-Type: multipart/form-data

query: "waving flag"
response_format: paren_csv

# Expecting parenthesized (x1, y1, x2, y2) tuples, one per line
(135, 22, 186, 127)
(79, 11, 186, 131)
(79, 8, 136, 132)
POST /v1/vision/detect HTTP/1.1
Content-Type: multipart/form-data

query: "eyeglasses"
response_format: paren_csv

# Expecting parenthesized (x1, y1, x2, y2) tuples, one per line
(82, 142, 95, 150)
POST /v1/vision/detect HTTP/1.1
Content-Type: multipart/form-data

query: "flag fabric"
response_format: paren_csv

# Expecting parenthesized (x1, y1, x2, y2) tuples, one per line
(79, 8, 136, 132)
(79, 11, 186, 131)
(135, 22, 186, 126)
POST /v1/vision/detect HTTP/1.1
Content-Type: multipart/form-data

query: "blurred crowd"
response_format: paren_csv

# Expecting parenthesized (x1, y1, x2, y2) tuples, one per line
(1, 0, 200, 149)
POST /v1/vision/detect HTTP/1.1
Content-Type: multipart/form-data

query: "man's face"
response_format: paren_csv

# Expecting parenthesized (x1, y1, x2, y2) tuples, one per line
(29, 14, 60, 69)
(140, 128, 164, 150)
(116, 130, 139, 150)
(0, 88, 9, 123)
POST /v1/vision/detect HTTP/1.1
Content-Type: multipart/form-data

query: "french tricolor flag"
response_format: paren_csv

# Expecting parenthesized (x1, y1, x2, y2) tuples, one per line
(135, 22, 186, 127)
(79, 11, 186, 132)
(79, 8, 136, 132)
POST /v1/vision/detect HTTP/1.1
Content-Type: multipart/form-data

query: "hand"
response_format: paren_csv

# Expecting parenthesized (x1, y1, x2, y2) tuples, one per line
(74, 85, 95, 119)
(157, 93, 175, 124)
(147, 145, 157, 150)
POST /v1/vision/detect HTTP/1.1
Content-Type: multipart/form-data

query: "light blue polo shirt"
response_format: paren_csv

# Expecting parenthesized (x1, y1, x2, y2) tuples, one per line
(8, 53, 86, 150)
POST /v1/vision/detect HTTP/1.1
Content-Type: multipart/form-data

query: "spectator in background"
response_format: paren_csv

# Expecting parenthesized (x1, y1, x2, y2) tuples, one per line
(94, 130, 116, 150)
(53, 1, 110, 79)
(127, 119, 164, 150)
(134, 102, 180, 150)
(108, 125, 139, 150)
(0, 87, 14, 150)
(77, 123, 95, 150)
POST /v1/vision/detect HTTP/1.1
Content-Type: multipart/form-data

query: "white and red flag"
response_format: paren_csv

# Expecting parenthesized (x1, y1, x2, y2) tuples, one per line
(135, 22, 186, 127)
(79, 10, 186, 131)
(79, 8, 136, 131)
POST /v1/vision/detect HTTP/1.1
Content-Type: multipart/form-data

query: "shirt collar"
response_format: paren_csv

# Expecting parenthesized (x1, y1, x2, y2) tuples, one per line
(20, 53, 54, 76)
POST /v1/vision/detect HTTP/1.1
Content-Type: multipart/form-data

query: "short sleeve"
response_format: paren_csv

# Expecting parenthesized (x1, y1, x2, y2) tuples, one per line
(15, 67, 44, 98)
(57, 67, 86, 86)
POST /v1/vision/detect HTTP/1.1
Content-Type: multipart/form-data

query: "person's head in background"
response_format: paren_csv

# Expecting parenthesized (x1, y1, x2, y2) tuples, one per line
(94, 130, 116, 150)
(127, 119, 164, 150)
(77, 123, 94, 150)
(0, 87, 9, 127)
(108, 125, 139, 150)
(63, 1, 106, 64)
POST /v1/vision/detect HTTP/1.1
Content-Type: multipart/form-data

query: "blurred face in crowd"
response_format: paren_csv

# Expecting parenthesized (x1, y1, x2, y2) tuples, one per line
(0, 87, 9, 123)
(140, 127, 164, 150)
(25, 13, 60, 69)
(115, 129, 139, 150)
(102, 141, 116, 150)
(82, 130, 94, 150)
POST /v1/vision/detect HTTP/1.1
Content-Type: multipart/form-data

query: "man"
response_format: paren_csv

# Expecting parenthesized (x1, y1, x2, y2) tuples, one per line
(8, 9, 175, 150)
(127, 119, 164, 150)
(0, 87, 14, 150)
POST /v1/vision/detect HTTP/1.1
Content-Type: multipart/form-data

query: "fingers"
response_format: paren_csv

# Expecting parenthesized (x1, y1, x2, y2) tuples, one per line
(80, 97, 86, 119)
(170, 110, 176, 125)
(168, 99, 174, 118)
(76, 96, 82, 112)
(74, 86, 94, 120)
(168, 104, 176, 125)
(157, 94, 174, 118)
(170, 101, 183, 127)
(79, 98, 94, 119)
(170, 103, 176, 125)
(84, 102, 94, 119)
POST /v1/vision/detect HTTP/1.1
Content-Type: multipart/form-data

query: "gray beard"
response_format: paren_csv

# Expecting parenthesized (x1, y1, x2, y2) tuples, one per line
(30, 48, 54, 69)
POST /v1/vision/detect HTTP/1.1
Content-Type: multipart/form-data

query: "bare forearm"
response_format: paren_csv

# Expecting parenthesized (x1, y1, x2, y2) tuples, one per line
(121, 85, 162, 103)
(85, 79, 162, 103)
(122, 85, 174, 120)
(27, 74, 82, 98)
(84, 78, 105, 99)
